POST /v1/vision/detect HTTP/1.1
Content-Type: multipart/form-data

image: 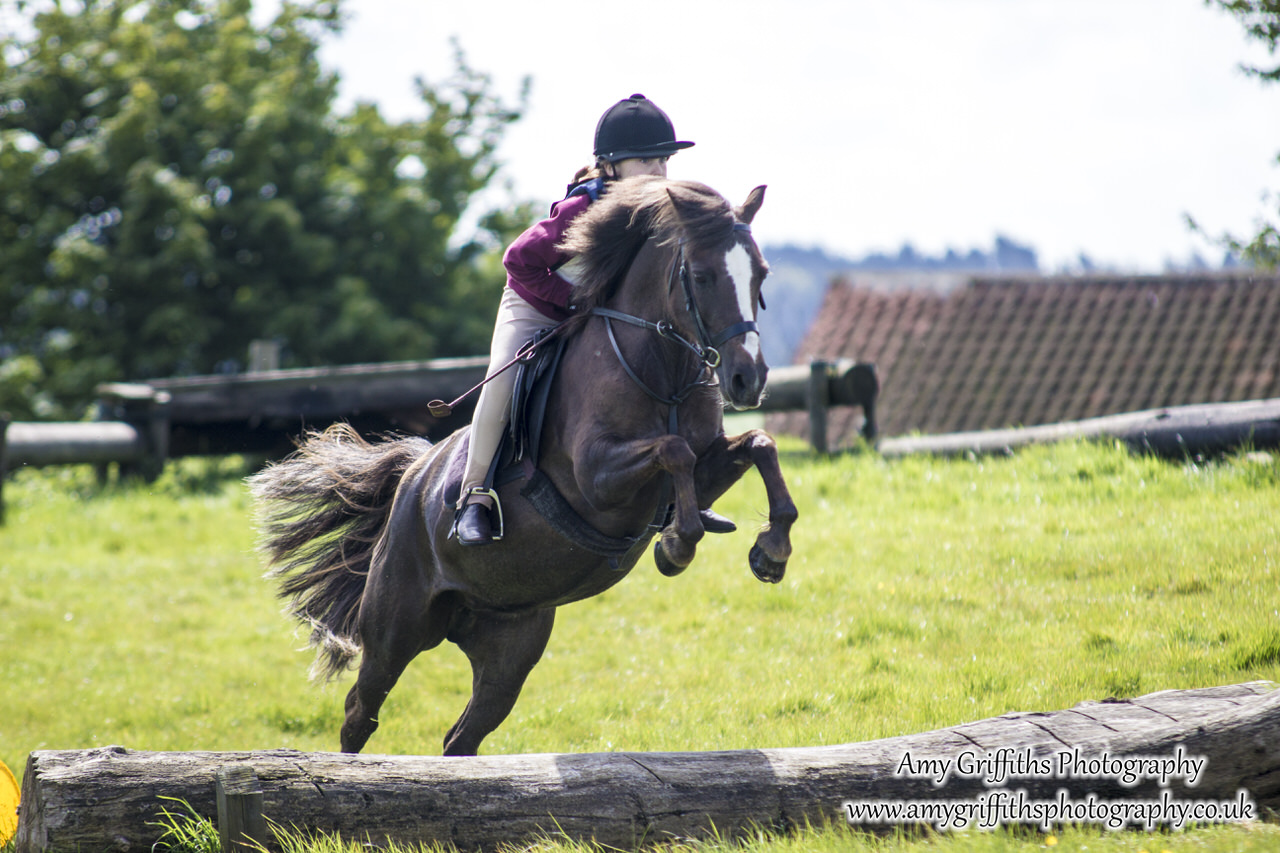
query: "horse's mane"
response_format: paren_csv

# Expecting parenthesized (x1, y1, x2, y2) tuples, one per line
(557, 177, 736, 313)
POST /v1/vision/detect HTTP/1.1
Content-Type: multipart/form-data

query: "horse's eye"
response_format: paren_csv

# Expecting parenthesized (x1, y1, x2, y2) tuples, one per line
(692, 271, 710, 287)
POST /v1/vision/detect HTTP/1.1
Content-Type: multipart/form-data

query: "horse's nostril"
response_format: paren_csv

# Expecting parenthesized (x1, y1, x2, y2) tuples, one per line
(730, 370, 761, 406)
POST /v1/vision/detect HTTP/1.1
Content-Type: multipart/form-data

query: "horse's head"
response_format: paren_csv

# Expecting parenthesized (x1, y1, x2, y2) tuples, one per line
(665, 182, 770, 410)
(559, 177, 771, 410)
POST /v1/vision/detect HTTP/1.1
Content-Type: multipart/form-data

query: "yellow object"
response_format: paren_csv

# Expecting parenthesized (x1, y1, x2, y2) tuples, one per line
(0, 759, 18, 845)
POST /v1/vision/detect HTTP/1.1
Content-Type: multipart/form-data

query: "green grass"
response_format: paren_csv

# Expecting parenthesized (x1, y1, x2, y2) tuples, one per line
(2, 440, 1279, 852)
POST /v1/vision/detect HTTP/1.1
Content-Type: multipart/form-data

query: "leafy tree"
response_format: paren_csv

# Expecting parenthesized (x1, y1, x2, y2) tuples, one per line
(0, 0, 532, 419)
(1201, 0, 1280, 268)
(1212, 0, 1280, 82)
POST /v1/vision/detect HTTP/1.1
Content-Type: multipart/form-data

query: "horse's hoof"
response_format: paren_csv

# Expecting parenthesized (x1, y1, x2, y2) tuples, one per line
(654, 540, 688, 577)
(749, 545, 786, 584)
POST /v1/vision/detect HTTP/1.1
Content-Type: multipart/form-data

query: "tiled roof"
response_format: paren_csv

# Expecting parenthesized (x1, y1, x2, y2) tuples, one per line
(769, 272, 1280, 447)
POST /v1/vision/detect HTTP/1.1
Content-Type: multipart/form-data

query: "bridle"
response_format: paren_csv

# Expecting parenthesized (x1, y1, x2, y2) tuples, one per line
(587, 220, 762, 539)
(589, 221, 760, 423)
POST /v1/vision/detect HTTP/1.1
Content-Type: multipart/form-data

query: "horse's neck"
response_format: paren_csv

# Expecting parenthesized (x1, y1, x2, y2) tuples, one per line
(610, 240, 674, 320)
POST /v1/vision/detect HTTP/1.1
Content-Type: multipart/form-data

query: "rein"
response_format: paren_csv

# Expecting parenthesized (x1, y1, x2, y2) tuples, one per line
(591, 308, 717, 407)
(432, 221, 758, 433)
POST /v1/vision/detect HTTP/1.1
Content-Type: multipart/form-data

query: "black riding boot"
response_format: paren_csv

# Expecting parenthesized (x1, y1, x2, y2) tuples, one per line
(700, 508, 737, 534)
(455, 502, 496, 546)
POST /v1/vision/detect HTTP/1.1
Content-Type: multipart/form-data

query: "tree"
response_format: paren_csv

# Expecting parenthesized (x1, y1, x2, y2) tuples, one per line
(1201, 0, 1280, 268)
(0, 0, 532, 419)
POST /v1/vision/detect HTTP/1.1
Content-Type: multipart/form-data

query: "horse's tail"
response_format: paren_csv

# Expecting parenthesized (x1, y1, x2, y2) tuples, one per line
(247, 423, 431, 682)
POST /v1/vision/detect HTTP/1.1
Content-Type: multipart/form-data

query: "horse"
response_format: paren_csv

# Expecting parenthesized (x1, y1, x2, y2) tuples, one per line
(249, 177, 798, 756)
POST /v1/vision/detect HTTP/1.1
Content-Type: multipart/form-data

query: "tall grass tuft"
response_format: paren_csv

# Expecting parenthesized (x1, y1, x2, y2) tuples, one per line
(149, 797, 223, 853)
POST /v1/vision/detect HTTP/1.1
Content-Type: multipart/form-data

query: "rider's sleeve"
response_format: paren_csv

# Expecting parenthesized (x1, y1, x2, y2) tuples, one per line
(503, 193, 592, 322)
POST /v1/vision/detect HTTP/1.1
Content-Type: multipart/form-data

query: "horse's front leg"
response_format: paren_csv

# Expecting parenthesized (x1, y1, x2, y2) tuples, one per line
(695, 429, 797, 583)
(583, 433, 704, 572)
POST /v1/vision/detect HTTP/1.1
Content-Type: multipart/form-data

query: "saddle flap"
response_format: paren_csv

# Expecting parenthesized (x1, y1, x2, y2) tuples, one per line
(508, 329, 568, 468)
(445, 330, 568, 513)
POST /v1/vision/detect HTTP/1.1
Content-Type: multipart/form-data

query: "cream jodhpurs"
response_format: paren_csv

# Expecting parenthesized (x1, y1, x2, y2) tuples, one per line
(459, 287, 561, 507)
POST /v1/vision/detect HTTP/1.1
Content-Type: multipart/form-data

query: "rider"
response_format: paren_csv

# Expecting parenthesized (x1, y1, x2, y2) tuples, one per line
(454, 93, 736, 546)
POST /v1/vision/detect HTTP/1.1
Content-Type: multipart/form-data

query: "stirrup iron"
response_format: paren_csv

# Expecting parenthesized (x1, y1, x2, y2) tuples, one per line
(457, 487, 504, 542)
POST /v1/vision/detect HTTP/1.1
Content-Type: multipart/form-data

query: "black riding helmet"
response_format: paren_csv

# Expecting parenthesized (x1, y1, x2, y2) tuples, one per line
(593, 94, 694, 162)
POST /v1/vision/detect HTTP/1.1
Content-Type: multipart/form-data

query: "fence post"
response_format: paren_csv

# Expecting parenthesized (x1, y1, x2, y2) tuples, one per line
(216, 766, 267, 853)
(0, 413, 9, 525)
(840, 362, 879, 441)
(95, 383, 170, 480)
(248, 339, 281, 373)
(807, 360, 831, 454)
(143, 391, 171, 481)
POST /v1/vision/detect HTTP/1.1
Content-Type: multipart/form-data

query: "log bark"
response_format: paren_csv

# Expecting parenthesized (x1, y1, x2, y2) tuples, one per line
(17, 682, 1279, 852)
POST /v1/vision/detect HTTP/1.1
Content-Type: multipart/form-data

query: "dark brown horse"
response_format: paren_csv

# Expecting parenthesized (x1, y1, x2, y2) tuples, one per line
(249, 177, 797, 756)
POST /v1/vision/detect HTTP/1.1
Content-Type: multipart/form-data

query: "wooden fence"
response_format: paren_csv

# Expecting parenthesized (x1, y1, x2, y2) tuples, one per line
(0, 358, 877, 522)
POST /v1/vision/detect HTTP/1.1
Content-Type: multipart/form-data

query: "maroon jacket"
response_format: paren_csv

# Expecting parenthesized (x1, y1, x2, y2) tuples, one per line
(502, 190, 593, 321)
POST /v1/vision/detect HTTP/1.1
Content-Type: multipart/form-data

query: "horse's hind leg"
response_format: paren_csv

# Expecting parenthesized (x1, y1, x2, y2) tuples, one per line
(340, 568, 458, 752)
(443, 607, 556, 756)
(342, 650, 411, 754)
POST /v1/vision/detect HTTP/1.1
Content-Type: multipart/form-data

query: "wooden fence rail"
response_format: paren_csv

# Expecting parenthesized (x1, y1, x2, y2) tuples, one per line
(0, 359, 878, 522)
(4, 421, 148, 468)
(762, 359, 879, 450)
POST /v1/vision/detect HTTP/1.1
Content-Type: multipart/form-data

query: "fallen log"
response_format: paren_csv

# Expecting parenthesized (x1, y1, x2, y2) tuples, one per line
(879, 397, 1280, 458)
(17, 682, 1279, 852)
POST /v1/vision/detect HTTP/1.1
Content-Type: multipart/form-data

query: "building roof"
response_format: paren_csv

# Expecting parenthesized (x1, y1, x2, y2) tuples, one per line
(770, 272, 1280, 447)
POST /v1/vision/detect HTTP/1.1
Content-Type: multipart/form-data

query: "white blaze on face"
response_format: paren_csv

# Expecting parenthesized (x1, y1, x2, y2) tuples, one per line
(724, 242, 761, 360)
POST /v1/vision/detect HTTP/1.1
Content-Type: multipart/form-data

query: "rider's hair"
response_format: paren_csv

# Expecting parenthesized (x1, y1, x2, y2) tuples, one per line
(566, 157, 616, 195)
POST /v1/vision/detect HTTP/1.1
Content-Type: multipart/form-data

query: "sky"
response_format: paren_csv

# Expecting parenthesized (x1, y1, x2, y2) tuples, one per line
(310, 0, 1280, 273)
(65, 0, 1218, 276)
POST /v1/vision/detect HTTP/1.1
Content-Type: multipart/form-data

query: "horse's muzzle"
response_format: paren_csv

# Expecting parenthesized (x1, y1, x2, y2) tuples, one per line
(722, 360, 767, 411)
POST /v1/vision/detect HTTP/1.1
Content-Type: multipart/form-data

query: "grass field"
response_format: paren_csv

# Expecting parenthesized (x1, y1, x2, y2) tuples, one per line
(2, 437, 1279, 852)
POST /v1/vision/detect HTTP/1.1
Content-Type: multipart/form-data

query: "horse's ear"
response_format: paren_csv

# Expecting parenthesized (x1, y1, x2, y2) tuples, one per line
(665, 182, 709, 226)
(738, 185, 766, 225)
